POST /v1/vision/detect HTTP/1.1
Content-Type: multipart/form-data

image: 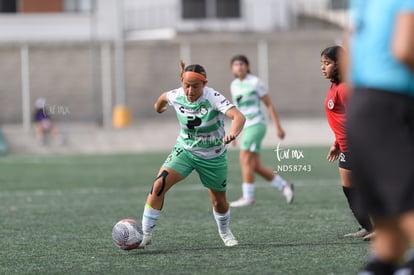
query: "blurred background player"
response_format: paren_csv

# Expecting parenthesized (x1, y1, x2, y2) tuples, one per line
(346, 0, 414, 274)
(139, 61, 245, 247)
(33, 97, 59, 146)
(228, 55, 294, 207)
(320, 46, 373, 240)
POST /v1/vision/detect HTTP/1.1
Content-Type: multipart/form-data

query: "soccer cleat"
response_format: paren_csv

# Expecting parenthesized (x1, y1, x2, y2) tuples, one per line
(362, 231, 376, 241)
(343, 228, 369, 238)
(230, 197, 255, 207)
(282, 183, 294, 204)
(138, 234, 152, 248)
(219, 230, 238, 247)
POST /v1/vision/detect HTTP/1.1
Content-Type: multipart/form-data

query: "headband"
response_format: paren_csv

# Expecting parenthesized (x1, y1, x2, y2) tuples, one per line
(181, 71, 207, 82)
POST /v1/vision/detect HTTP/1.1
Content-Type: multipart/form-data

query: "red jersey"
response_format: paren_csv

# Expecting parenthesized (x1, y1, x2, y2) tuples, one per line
(325, 82, 349, 152)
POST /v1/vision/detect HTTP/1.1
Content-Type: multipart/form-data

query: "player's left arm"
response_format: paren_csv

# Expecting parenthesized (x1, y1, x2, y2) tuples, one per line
(392, 11, 414, 71)
(261, 95, 285, 140)
(224, 107, 245, 144)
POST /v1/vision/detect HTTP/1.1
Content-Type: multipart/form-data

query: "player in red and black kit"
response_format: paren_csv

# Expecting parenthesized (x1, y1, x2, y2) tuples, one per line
(321, 46, 374, 240)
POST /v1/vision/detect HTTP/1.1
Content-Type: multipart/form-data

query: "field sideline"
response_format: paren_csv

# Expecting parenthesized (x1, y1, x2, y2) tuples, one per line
(0, 147, 368, 274)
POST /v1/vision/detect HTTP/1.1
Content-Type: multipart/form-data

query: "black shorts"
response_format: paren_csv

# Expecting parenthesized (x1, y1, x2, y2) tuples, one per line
(338, 151, 351, 170)
(347, 88, 414, 218)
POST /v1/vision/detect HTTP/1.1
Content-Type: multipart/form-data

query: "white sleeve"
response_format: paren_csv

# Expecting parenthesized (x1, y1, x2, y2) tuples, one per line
(209, 88, 234, 114)
(166, 88, 180, 105)
(256, 78, 268, 98)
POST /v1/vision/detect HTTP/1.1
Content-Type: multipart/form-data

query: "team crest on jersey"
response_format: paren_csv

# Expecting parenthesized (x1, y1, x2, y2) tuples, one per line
(199, 105, 208, 116)
(328, 99, 334, 110)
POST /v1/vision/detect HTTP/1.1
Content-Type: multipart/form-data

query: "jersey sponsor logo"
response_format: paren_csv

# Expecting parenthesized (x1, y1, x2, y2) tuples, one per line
(165, 154, 172, 163)
(186, 116, 202, 130)
(328, 99, 334, 110)
(221, 99, 231, 106)
(179, 105, 209, 116)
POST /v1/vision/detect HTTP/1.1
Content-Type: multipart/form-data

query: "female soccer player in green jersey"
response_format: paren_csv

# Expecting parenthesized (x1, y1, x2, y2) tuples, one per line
(229, 55, 294, 207)
(139, 61, 245, 247)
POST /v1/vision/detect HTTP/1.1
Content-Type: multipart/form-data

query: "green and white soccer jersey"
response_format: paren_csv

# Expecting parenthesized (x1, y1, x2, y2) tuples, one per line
(230, 74, 267, 128)
(166, 87, 234, 159)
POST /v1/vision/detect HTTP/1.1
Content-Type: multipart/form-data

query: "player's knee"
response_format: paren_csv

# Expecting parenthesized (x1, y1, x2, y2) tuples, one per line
(253, 160, 261, 171)
(150, 170, 169, 197)
(240, 154, 249, 164)
(243, 152, 255, 164)
(150, 181, 163, 196)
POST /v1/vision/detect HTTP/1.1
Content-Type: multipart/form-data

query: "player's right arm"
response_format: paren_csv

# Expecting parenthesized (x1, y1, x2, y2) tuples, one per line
(154, 92, 169, 113)
(327, 144, 340, 162)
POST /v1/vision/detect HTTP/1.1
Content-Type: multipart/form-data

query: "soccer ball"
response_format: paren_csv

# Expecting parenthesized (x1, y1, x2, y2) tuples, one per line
(112, 219, 143, 250)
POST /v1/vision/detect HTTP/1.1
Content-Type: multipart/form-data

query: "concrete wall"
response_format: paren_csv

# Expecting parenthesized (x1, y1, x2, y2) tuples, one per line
(0, 43, 98, 124)
(0, 29, 343, 125)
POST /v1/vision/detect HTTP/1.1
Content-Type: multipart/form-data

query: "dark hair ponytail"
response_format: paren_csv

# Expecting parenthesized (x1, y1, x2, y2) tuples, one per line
(180, 60, 207, 79)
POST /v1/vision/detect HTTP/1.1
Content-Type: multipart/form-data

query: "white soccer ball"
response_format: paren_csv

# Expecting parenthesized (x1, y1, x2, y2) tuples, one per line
(112, 219, 143, 250)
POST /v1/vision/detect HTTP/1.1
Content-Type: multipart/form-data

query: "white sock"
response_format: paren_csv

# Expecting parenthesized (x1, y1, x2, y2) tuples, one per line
(242, 182, 255, 199)
(270, 175, 287, 191)
(141, 204, 160, 235)
(213, 208, 230, 235)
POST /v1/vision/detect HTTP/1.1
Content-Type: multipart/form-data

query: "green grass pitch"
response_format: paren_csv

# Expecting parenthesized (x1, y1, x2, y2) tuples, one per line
(0, 147, 368, 274)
